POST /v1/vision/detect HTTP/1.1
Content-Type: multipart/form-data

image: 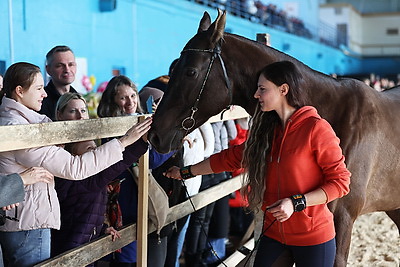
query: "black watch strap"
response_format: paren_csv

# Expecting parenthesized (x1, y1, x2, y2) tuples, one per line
(291, 194, 306, 212)
(180, 165, 195, 180)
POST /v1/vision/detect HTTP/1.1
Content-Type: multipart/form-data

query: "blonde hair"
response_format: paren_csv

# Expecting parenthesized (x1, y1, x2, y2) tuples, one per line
(55, 92, 87, 120)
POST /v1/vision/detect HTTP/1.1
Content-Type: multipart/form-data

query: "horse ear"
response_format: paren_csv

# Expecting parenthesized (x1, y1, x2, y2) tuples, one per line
(207, 9, 226, 45)
(198, 11, 212, 33)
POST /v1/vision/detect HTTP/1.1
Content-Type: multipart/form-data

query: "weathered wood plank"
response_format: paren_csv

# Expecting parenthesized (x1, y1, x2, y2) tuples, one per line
(166, 175, 244, 225)
(217, 238, 255, 267)
(0, 107, 248, 152)
(0, 116, 143, 152)
(208, 106, 249, 123)
(35, 223, 138, 267)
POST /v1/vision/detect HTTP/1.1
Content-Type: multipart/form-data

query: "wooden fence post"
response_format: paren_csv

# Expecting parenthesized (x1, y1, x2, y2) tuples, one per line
(137, 119, 149, 267)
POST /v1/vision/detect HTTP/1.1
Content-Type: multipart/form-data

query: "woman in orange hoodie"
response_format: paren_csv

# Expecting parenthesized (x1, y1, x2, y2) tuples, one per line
(164, 60, 351, 267)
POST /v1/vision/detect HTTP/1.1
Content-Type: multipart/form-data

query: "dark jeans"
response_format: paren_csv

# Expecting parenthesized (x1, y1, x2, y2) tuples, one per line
(254, 235, 336, 267)
(185, 203, 216, 256)
(147, 235, 168, 267)
(165, 216, 189, 267)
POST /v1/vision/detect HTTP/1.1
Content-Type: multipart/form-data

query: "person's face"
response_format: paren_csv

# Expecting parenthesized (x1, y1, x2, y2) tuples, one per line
(254, 74, 286, 112)
(114, 85, 138, 115)
(58, 99, 89, 121)
(18, 73, 47, 111)
(46, 51, 76, 86)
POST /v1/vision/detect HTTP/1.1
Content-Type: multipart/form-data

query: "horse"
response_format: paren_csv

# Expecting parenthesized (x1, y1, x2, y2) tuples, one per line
(148, 9, 400, 266)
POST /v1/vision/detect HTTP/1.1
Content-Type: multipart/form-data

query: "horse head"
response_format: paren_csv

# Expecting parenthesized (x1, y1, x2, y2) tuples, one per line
(149, 10, 232, 153)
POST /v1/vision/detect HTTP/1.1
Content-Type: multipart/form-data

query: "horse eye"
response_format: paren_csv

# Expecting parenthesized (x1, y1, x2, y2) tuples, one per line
(186, 68, 197, 77)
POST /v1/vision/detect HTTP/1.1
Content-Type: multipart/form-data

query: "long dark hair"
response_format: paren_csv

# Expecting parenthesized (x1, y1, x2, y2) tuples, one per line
(242, 61, 308, 211)
(0, 62, 41, 101)
(97, 75, 143, 117)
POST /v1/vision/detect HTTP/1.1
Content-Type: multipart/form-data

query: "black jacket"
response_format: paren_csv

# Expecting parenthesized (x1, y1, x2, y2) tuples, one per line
(39, 80, 77, 120)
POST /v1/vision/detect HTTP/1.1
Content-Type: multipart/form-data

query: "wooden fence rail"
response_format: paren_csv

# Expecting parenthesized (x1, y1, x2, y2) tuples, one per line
(36, 176, 243, 267)
(0, 106, 249, 267)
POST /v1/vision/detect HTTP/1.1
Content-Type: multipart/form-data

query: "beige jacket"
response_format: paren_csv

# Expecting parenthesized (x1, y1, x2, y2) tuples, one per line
(0, 97, 124, 231)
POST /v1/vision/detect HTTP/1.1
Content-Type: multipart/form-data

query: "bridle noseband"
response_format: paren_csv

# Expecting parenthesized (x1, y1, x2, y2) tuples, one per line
(180, 44, 231, 132)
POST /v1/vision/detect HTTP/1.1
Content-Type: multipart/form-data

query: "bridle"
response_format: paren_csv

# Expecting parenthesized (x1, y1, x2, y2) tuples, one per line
(180, 44, 231, 131)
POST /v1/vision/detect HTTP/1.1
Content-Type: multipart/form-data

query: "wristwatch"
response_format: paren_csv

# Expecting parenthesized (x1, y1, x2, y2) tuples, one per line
(291, 194, 306, 212)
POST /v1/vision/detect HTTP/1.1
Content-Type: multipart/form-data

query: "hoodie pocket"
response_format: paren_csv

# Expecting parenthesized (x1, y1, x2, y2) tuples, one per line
(283, 210, 313, 234)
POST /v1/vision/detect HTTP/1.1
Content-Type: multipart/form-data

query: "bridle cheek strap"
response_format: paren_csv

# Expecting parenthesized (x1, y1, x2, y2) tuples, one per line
(180, 45, 231, 131)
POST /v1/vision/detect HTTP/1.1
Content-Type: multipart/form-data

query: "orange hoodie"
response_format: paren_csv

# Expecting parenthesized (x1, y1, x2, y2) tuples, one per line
(210, 106, 351, 246)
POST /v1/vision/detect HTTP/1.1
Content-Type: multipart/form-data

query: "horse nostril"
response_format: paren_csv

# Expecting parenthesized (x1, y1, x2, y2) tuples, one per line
(148, 131, 159, 148)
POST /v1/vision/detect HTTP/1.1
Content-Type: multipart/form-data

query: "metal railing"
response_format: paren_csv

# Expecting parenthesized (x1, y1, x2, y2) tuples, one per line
(186, 0, 341, 48)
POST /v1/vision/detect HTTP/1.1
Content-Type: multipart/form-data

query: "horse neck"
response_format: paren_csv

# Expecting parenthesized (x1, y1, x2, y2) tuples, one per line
(302, 72, 347, 109)
(223, 34, 308, 115)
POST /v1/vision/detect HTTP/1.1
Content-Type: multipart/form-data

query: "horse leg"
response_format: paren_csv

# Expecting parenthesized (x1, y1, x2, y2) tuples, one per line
(385, 209, 400, 235)
(332, 203, 359, 267)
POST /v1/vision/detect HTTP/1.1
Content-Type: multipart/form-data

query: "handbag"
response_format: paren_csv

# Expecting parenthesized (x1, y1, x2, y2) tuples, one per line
(0, 209, 6, 226)
(0, 207, 19, 226)
(130, 166, 169, 236)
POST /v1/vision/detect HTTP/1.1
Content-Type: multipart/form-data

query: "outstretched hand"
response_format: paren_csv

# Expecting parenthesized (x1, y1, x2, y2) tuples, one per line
(119, 117, 152, 147)
(19, 167, 54, 186)
(163, 166, 182, 180)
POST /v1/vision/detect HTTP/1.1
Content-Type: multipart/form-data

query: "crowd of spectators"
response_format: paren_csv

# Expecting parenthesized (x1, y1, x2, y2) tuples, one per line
(190, 0, 313, 39)
(332, 73, 400, 92)
(362, 73, 400, 91)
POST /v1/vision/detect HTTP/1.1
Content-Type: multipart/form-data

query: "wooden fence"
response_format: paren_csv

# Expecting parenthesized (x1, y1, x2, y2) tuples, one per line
(0, 106, 249, 267)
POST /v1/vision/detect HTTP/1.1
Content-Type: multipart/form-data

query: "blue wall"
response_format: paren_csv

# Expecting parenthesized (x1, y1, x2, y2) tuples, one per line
(0, 0, 370, 90)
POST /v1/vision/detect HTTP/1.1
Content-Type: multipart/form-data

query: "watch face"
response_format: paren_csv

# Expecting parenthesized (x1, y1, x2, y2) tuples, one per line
(294, 200, 306, 212)
(291, 195, 306, 212)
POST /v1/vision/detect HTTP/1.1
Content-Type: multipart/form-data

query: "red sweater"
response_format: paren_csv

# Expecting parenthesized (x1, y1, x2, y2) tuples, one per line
(210, 106, 351, 246)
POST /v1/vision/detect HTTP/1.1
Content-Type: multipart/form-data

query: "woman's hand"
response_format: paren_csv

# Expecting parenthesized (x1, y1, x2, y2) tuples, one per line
(183, 136, 194, 148)
(119, 117, 152, 148)
(19, 167, 54, 185)
(104, 226, 121, 241)
(2, 203, 19, 211)
(266, 198, 294, 222)
(163, 166, 182, 180)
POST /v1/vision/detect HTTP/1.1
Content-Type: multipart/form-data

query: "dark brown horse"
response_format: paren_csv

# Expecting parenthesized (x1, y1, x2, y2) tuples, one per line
(149, 10, 400, 266)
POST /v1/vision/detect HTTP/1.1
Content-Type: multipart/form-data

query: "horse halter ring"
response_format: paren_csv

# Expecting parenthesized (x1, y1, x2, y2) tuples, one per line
(179, 44, 231, 132)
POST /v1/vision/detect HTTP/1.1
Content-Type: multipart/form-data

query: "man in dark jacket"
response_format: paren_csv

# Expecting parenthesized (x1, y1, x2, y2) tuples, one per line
(39, 45, 77, 120)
